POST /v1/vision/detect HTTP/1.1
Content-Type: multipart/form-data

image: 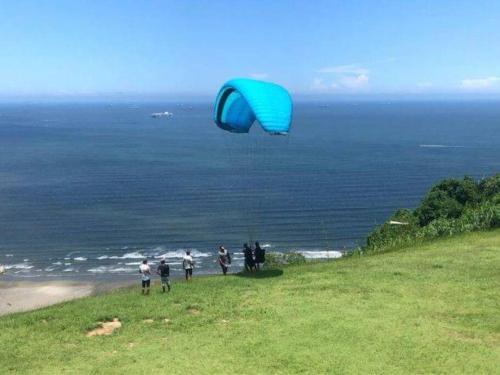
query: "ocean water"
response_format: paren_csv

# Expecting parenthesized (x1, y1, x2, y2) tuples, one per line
(0, 101, 499, 279)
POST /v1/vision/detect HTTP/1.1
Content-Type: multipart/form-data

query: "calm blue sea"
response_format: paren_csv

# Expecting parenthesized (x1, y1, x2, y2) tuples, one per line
(1, 101, 499, 279)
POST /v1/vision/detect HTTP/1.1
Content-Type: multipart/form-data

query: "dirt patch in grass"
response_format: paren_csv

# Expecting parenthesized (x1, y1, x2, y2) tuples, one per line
(186, 306, 201, 315)
(86, 318, 121, 337)
(446, 329, 483, 345)
(447, 330, 500, 348)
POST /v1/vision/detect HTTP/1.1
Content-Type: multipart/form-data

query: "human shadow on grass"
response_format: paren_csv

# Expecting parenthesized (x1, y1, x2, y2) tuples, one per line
(235, 269, 284, 279)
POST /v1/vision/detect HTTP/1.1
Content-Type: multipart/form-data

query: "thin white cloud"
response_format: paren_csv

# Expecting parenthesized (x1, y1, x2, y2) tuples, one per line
(339, 74, 369, 89)
(313, 62, 371, 92)
(310, 78, 327, 91)
(310, 77, 347, 91)
(249, 73, 269, 80)
(317, 64, 369, 75)
(311, 59, 399, 93)
(461, 76, 500, 90)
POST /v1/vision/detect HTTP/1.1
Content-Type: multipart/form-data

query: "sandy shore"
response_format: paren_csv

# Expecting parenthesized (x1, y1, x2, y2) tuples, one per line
(0, 280, 129, 316)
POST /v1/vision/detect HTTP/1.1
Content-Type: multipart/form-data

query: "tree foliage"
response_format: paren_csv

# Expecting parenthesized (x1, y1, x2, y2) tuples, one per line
(366, 174, 500, 253)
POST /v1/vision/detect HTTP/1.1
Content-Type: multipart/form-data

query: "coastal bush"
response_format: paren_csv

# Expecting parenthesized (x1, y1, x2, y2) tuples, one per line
(366, 174, 500, 253)
(264, 252, 306, 269)
(478, 173, 500, 200)
(284, 252, 307, 265)
(414, 176, 480, 225)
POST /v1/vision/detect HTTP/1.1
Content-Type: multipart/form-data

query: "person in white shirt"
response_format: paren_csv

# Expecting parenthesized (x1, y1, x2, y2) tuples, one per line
(139, 259, 151, 295)
(182, 251, 194, 281)
(218, 245, 231, 275)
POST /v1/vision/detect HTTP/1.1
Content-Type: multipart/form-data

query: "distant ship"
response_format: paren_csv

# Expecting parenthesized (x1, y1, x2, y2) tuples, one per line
(151, 111, 173, 118)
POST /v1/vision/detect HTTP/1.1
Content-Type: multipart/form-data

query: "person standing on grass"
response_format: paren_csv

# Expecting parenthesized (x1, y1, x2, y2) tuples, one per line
(254, 241, 265, 270)
(183, 250, 194, 281)
(243, 243, 255, 272)
(139, 259, 151, 295)
(156, 259, 171, 293)
(218, 246, 231, 275)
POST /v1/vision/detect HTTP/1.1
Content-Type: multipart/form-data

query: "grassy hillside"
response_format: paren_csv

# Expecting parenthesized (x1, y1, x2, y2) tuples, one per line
(1, 230, 499, 374)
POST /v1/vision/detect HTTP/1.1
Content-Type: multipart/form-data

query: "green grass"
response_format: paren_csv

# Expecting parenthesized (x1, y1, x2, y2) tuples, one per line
(1, 230, 499, 374)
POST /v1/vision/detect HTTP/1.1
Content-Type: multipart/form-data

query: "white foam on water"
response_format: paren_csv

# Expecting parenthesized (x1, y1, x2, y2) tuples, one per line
(151, 246, 166, 252)
(155, 249, 210, 259)
(62, 268, 75, 272)
(96, 248, 211, 263)
(44, 267, 55, 272)
(5, 263, 34, 270)
(64, 262, 71, 266)
(299, 250, 342, 259)
(73, 257, 87, 261)
(23, 258, 29, 262)
(87, 266, 136, 273)
(125, 261, 141, 266)
(261, 243, 272, 248)
(5, 254, 14, 257)
(52, 261, 62, 265)
(111, 251, 144, 259)
(419, 144, 464, 148)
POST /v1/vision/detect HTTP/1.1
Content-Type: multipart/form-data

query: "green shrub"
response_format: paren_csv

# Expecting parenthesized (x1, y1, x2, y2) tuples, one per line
(478, 174, 500, 200)
(415, 190, 464, 226)
(365, 174, 499, 253)
(264, 252, 306, 269)
(264, 252, 283, 269)
(285, 252, 307, 265)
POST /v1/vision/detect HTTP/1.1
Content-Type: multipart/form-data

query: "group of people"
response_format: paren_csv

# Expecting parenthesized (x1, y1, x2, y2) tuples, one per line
(138, 242, 266, 294)
(219, 242, 266, 274)
(243, 242, 266, 272)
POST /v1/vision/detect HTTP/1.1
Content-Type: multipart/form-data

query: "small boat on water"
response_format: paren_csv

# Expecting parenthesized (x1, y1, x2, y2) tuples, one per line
(151, 111, 173, 118)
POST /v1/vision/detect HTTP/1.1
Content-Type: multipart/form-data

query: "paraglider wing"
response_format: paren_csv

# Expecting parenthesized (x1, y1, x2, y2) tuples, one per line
(213, 79, 292, 134)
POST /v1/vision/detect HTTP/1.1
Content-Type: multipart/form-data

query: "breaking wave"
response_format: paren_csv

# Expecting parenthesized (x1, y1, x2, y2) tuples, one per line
(87, 266, 137, 274)
(419, 144, 464, 148)
(5, 263, 34, 270)
(299, 250, 343, 259)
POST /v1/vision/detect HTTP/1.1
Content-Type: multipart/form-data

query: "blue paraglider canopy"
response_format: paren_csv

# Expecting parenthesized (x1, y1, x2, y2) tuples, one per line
(213, 78, 292, 135)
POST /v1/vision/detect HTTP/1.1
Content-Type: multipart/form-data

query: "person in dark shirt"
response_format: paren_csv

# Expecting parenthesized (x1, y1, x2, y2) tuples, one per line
(156, 259, 171, 292)
(254, 241, 265, 270)
(243, 243, 255, 272)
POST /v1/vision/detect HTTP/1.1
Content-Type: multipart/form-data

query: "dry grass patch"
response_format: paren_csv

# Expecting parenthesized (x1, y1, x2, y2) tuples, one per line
(86, 318, 121, 337)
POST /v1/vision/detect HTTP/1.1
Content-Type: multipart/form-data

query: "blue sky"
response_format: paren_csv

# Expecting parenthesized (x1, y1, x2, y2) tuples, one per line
(1, 0, 500, 99)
